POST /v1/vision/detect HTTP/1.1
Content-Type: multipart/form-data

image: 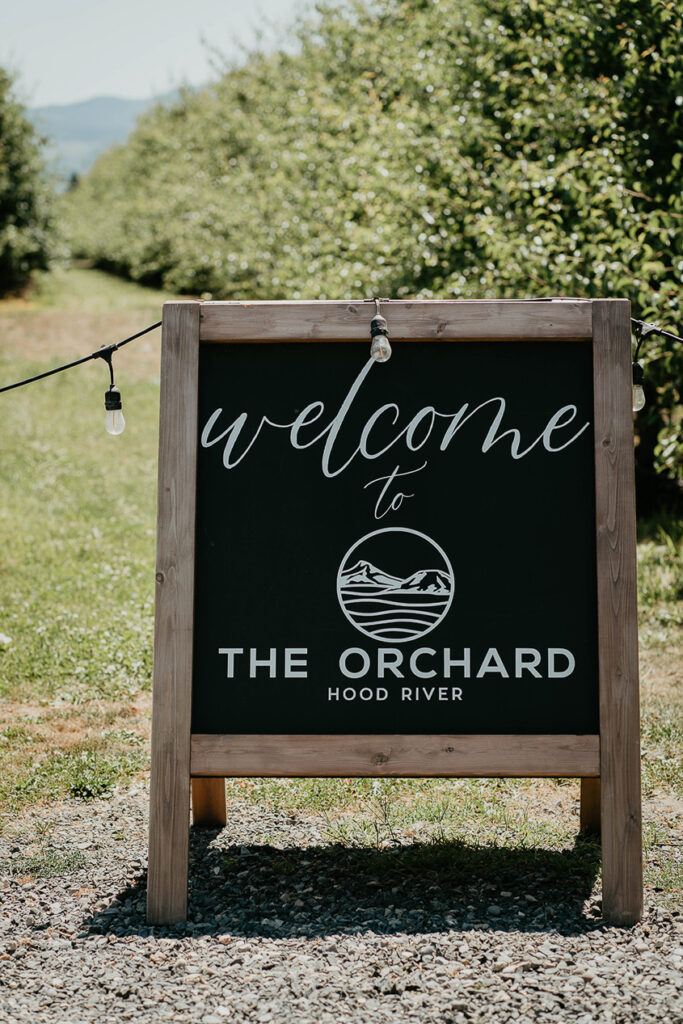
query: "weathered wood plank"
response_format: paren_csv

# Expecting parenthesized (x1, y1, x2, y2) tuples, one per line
(592, 299, 642, 926)
(191, 778, 227, 828)
(147, 301, 201, 925)
(199, 299, 592, 341)
(190, 734, 600, 778)
(580, 777, 601, 836)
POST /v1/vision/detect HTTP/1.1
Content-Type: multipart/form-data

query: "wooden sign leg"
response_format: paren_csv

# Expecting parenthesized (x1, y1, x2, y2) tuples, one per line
(192, 778, 227, 827)
(593, 300, 643, 927)
(580, 777, 601, 835)
(147, 753, 191, 924)
(147, 302, 201, 925)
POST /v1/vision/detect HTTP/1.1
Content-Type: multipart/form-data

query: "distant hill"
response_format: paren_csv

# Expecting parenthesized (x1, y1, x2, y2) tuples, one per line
(28, 93, 179, 181)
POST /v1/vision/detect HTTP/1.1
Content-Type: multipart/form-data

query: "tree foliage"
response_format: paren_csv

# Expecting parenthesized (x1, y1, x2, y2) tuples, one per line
(0, 67, 55, 295)
(65, 0, 682, 490)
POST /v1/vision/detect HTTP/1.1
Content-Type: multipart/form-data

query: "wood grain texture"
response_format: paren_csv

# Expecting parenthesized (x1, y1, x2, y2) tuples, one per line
(147, 302, 201, 925)
(190, 734, 600, 778)
(592, 299, 642, 926)
(199, 299, 592, 341)
(191, 778, 227, 828)
(580, 777, 601, 836)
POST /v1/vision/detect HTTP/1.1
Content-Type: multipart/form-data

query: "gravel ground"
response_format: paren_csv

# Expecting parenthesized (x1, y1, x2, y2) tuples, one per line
(0, 785, 681, 1024)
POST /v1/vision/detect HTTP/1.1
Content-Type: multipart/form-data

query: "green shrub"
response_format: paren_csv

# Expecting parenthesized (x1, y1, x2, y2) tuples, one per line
(65, 0, 682, 483)
(0, 67, 55, 294)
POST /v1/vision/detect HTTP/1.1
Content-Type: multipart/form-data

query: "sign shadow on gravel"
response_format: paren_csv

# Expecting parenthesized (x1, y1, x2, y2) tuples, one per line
(85, 834, 603, 939)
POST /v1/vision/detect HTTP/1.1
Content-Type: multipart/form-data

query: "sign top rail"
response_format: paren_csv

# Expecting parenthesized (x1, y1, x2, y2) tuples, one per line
(189, 298, 601, 342)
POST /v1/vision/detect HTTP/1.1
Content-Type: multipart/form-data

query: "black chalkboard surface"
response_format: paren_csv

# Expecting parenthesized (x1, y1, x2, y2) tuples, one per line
(192, 340, 598, 735)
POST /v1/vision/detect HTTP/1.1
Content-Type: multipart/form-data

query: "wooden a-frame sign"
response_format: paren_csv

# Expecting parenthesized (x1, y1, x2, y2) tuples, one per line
(147, 298, 642, 927)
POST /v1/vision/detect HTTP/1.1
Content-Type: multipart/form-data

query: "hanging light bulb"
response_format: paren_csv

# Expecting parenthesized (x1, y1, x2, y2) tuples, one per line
(370, 300, 392, 362)
(632, 361, 645, 413)
(370, 323, 391, 362)
(105, 385, 126, 435)
(97, 345, 126, 435)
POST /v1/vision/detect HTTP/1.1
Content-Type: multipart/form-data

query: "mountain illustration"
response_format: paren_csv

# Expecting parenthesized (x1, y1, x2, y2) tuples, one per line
(338, 560, 404, 588)
(400, 569, 452, 594)
(339, 561, 452, 596)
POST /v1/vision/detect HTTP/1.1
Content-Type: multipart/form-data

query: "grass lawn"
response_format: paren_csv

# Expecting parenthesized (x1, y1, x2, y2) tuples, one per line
(0, 267, 681, 905)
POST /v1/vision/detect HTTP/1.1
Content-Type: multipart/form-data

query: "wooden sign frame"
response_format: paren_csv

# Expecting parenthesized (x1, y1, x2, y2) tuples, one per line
(147, 298, 641, 927)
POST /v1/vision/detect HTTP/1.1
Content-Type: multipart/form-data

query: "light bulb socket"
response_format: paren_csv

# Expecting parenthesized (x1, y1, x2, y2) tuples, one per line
(370, 314, 389, 339)
(105, 386, 122, 411)
(632, 361, 644, 386)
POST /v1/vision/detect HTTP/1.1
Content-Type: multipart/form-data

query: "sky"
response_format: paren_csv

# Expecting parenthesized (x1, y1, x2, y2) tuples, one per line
(2, 0, 308, 108)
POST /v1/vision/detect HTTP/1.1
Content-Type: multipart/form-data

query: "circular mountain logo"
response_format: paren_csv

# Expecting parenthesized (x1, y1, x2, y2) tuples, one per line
(337, 527, 454, 643)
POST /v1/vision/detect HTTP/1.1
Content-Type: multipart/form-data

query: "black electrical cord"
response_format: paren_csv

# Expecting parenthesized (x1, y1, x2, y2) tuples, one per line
(0, 321, 162, 394)
(0, 311, 680, 396)
(631, 317, 683, 347)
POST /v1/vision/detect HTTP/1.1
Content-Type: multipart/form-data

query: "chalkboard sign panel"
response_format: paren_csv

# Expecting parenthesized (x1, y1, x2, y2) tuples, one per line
(192, 340, 599, 735)
(147, 299, 642, 929)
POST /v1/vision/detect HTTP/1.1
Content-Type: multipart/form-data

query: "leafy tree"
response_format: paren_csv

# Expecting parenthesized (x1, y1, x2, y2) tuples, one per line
(65, 0, 681, 498)
(0, 67, 55, 295)
(482, 0, 682, 506)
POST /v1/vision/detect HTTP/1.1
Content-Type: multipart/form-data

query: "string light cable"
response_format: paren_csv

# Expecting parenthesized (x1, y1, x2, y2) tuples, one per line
(0, 320, 162, 434)
(630, 317, 683, 414)
(0, 309, 680, 423)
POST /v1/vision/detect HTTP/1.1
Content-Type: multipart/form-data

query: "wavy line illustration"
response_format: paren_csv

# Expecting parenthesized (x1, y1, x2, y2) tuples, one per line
(342, 589, 385, 598)
(348, 602, 444, 610)
(342, 597, 449, 609)
(340, 587, 450, 598)
(346, 617, 437, 631)
(347, 608, 442, 620)
(367, 628, 426, 638)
